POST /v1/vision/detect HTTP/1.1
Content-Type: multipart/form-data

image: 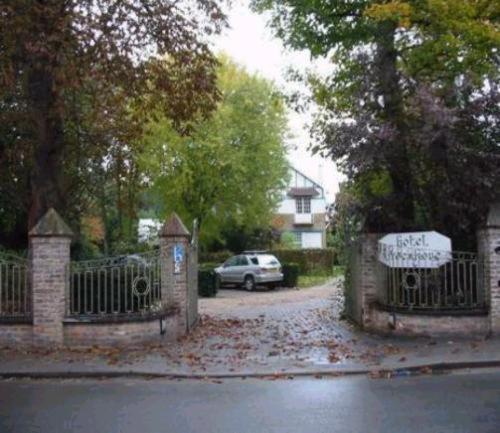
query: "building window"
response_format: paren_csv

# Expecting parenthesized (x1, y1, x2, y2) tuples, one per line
(294, 232, 302, 246)
(303, 197, 311, 213)
(295, 197, 311, 214)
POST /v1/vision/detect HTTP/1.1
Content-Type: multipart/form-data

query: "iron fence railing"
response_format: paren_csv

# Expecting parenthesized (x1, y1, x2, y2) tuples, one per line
(378, 249, 486, 312)
(68, 250, 162, 318)
(0, 253, 31, 320)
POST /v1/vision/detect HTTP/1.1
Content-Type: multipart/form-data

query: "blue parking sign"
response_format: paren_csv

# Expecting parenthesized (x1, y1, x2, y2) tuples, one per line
(173, 244, 184, 274)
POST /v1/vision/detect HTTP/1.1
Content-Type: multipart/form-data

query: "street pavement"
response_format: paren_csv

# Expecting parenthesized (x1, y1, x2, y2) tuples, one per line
(0, 371, 499, 433)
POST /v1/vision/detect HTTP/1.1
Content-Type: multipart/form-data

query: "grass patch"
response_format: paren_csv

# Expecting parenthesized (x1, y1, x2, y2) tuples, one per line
(297, 266, 344, 288)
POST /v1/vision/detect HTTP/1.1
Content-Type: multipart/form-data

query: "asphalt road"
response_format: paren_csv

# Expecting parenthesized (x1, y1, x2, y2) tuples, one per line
(0, 372, 499, 433)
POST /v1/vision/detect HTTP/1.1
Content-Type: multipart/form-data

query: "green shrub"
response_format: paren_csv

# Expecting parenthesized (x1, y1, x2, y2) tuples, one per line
(198, 263, 219, 297)
(199, 250, 233, 265)
(271, 248, 337, 274)
(279, 232, 299, 249)
(282, 262, 300, 287)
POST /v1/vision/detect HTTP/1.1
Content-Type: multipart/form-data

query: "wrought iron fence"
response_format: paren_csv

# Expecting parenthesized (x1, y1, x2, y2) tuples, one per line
(68, 250, 162, 317)
(0, 253, 31, 320)
(378, 249, 486, 312)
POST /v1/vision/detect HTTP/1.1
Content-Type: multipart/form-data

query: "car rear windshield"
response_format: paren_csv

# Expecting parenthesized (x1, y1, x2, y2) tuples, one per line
(258, 255, 279, 266)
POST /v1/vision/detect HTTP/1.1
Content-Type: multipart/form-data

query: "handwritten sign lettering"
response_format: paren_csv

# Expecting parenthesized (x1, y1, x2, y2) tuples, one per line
(378, 231, 452, 268)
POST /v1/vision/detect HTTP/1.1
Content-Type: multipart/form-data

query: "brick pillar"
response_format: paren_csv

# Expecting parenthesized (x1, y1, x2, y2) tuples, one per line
(29, 208, 73, 346)
(478, 204, 500, 335)
(159, 213, 190, 336)
(359, 233, 383, 328)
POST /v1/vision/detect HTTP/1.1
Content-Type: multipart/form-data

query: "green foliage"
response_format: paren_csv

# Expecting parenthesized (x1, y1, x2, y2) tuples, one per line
(141, 57, 289, 248)
(254, 0, 500, 249)
(270, 248, 337, 274)
(214, 226, 281, 254)
(281, 263, 300, 287)
(199, 250, 233, 265)
(328, 182, 364, 265)
(198, 264, 219, 297)
(278, 232, 299, 249)
(0, 0, 226, 243)
(297, 274, 325, 288)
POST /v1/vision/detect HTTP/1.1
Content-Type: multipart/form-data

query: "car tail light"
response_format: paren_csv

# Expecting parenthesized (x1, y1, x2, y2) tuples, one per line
(260, 267, 268, 274)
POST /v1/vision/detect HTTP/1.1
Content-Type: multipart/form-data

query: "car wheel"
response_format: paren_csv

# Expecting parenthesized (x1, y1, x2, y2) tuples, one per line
(243, 275, 255, 291)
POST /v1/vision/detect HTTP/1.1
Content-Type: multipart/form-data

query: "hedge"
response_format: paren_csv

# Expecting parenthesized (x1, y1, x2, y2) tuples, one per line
(200, 248, 337, 274)
(199, 250, 233, 265)
(281, 263, 300, 287)
(198, 263, 219, 297)
(270, 248, 337, 274)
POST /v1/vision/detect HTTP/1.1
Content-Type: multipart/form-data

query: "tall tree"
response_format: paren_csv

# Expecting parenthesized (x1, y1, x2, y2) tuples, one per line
(141, 57, 290, 247)
(253, 0, 500, 245)
(0, 0, 226, 230)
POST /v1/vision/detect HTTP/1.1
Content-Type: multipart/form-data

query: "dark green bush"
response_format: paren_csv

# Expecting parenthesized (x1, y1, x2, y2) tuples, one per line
(271, 248, 337, 274)
(282, 262, 300, 287)
(198, 263, 219, 297)
(199, 250, 233, 265)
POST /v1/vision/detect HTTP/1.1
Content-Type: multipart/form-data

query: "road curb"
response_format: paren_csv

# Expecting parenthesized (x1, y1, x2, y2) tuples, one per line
(1, 359, 500, 380)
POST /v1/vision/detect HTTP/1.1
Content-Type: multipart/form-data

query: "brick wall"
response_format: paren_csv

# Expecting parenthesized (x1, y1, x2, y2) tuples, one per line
(0, 210, 196, 348)
(63, 315, 178, 347)
(367, 308, 489, 337)
(490, 229, 500, 333)
(347, 234, 382, 328)
(31, 236, 71, 346)
(352, 232, 494, 338)
(478, 227, 500, 334)
(273, 213, 326, 233)
(0, 324, 33, 346)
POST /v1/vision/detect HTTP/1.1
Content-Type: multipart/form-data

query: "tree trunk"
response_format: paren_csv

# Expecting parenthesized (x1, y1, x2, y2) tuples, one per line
(375, 22, 415, 230)
(27, 66, 65, 230)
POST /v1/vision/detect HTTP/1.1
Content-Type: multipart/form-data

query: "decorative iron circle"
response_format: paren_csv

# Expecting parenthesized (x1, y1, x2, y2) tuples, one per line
(402, 271, 421, 291)
(132, 276, 151, 297)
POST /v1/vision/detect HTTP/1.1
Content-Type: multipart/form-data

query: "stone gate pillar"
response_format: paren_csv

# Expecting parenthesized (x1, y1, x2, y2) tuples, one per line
(359, 234, 383, 328)
(478, 203, 500, 335)
(159, 213, 190, 336)
(29, 208, 73, 346)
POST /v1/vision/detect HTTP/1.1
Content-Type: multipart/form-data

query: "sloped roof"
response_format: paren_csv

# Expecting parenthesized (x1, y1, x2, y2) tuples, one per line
(287, 187, 320, 197)
(160, 212, 190, 237)
(290, 166, 324, 191)
(29, 208, 73, 237)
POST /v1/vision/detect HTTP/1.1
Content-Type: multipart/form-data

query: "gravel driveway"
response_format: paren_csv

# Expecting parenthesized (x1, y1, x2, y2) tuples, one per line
(199, 279, 344, 319)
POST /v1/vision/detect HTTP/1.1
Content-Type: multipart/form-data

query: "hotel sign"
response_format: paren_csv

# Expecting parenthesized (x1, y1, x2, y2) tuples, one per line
(378, 231, 452, 268)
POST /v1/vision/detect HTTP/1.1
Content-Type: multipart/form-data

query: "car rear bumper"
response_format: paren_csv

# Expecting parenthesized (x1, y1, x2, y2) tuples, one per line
(255, 273, 283, 284)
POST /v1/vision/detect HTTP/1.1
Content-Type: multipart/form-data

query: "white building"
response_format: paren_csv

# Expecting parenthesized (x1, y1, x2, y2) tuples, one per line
(272, 167, 327, 249)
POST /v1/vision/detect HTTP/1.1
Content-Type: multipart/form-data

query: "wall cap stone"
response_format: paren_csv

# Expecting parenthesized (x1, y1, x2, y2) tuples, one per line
(29, 208, 73, 238)
(160, 212, 190, 238)
(486, 203, 500, 228)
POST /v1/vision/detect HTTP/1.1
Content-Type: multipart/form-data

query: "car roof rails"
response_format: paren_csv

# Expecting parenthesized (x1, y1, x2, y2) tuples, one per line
(242, 250, 268, 255)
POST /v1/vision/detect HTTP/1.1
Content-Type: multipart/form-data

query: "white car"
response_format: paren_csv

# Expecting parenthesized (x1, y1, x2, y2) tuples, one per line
(215, 252, 283, 291)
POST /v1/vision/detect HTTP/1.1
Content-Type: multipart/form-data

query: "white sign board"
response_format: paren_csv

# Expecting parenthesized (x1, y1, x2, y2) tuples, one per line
(378, 231, 452, 268)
